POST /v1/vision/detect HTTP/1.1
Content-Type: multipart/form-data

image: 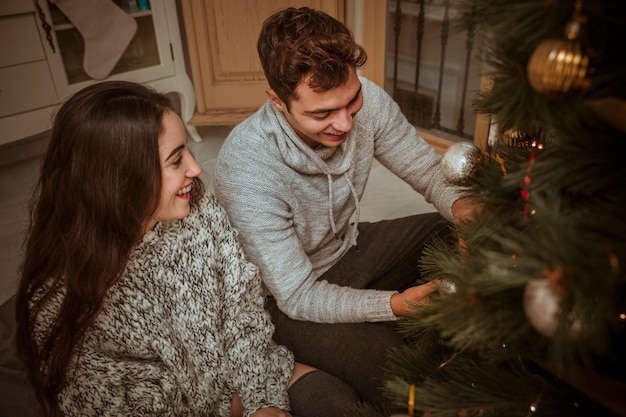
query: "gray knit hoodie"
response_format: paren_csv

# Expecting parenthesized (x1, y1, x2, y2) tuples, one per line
(215, 77, 460, 324)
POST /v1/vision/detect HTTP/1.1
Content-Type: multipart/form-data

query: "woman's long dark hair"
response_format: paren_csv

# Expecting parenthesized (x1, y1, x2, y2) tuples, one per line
(14, 81, 204, 416)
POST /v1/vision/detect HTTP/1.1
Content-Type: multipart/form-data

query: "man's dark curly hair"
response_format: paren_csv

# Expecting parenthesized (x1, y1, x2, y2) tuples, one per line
(257, 7, 367, 109)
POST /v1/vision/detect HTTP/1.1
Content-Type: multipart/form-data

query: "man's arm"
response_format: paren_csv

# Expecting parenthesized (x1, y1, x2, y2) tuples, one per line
(361, 78, 463, 221)
(215, 135, 397, 324)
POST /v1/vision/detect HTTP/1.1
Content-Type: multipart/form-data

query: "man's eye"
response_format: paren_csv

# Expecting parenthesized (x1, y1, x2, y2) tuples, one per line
(313, 114, 329, 120)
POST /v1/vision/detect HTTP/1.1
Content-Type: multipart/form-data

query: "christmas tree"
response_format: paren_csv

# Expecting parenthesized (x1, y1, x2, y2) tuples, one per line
(353, 0, 626, 416)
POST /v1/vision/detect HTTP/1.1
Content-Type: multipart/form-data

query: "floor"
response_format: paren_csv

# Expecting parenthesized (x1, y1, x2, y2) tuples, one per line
(0, 125, 435, 306)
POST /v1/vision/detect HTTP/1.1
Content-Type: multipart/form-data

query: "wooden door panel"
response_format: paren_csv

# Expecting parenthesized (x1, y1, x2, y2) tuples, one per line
(182, 0, 345, 125)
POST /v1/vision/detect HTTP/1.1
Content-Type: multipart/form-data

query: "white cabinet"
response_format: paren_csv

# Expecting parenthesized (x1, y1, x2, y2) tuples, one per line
(0, 12, 58, 120)
(0, 0, 200, 146)
(0, 2, 59, 145)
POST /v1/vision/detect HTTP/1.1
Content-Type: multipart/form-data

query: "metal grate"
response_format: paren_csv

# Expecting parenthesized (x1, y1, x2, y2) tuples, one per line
(386, 0, 481, 141)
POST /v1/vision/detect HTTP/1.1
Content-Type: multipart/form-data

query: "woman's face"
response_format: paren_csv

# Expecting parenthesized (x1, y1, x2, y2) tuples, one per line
(143, 110, 202, 232)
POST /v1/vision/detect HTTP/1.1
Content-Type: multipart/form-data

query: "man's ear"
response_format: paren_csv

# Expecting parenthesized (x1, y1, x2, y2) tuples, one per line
(266, 88, 287, 112)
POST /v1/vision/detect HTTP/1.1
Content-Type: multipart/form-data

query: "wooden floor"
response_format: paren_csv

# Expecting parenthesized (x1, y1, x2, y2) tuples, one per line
(0, 125, 434, 305)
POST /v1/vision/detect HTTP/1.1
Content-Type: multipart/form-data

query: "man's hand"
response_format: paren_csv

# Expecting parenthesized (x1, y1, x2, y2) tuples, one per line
(451, 197, 482, 257)
(451, 197, 480, 225)
(390, 279, 440, 316)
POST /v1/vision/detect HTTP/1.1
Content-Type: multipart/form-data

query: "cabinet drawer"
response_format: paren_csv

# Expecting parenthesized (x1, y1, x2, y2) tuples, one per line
(0, 0, 34, 17)
(0, 61, 58, 118)
(0, 14, 46, 67)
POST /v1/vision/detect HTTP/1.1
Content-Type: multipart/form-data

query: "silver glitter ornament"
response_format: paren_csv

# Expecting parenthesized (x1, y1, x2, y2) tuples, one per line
(441, 142, 483, 185)
(438, 278, 459, 297)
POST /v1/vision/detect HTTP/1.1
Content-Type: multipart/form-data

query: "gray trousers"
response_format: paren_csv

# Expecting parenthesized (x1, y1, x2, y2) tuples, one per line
(267, 212, 453, 405)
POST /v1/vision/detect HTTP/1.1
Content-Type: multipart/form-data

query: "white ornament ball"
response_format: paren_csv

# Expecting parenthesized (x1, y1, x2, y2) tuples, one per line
(523, 278, 560, 337)
(523, 278, 583, 339)
(441, 142, 484, 185)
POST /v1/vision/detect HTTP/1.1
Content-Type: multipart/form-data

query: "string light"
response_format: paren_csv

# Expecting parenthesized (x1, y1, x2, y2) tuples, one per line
(521, 141, 539, 222)
(526, 393, 543, 416)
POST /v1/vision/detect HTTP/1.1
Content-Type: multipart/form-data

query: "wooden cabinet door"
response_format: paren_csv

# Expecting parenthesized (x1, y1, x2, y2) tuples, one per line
(181, 0, 345, 126)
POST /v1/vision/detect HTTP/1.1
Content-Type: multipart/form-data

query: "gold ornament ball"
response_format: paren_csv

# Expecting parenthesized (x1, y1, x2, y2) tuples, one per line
(526, 37, 590, 94)
(501, 129, 535, 148)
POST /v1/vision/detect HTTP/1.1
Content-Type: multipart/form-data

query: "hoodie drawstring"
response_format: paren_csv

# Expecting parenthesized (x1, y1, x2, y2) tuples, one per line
(326, 173, 361, 249)
(326, 174, 339, 239)
(345, 174, 360, 250)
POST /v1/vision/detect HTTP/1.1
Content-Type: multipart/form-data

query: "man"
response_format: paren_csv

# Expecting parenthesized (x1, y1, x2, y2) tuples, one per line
(215, 7, 474, 403)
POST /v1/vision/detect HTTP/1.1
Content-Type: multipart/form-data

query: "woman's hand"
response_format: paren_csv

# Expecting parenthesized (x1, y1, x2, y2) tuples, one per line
(232, 393, 293, 417)
(390, 279, 440, 316)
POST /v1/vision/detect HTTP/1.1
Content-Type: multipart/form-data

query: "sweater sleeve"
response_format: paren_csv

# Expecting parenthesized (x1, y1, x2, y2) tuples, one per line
(365, 79, 462, 222)
(216, 123, 398, 324)
(51, 195, 293, 417)
(210, 200, 294, 416)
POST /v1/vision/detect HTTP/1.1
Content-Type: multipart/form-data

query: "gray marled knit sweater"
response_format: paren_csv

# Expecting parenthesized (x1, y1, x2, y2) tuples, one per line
(32, 194, 294, 417)
(215, 77, 461, 324)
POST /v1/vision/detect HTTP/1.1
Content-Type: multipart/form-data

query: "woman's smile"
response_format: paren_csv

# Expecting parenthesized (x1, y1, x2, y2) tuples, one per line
(177, 183, 192, 200)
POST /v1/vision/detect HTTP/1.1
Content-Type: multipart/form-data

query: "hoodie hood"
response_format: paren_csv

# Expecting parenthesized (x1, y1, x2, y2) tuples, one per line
(268, 102, 356, 176)
(267, 102, 360, 243)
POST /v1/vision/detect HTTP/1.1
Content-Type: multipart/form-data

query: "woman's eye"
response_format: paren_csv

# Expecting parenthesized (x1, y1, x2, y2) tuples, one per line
(173, 155, 183, 165)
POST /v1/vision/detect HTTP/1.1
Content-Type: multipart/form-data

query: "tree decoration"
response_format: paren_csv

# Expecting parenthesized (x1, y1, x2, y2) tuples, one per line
(440, 141, 484, 185)
(438, 278, 459, 297)
(523, 270, 584, 339)
(501, 128, 538, 148)
(520, 140, 543, 222)
(347, 1, 626, 415)
(526, 0, 591, 94)
(524, 278, 562, 338)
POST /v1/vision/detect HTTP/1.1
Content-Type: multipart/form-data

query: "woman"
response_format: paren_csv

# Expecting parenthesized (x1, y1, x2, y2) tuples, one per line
(14, 81, 357, 417)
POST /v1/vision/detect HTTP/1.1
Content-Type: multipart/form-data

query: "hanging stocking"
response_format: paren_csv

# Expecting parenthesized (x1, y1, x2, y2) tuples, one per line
(50, 0, 137, 80)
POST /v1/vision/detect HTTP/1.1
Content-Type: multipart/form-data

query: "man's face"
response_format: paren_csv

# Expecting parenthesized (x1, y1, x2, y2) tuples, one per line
(268, 69, 363, 148)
